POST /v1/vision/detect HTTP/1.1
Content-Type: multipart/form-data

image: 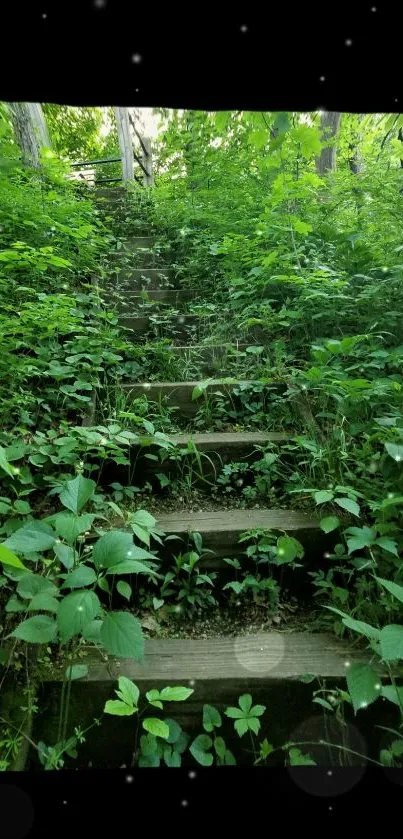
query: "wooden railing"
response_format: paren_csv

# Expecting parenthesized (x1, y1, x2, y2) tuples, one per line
(70, 138, 153, 187)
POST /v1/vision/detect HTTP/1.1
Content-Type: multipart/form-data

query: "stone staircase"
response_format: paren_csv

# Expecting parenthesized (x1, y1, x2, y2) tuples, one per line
(96, 188, 321, 561)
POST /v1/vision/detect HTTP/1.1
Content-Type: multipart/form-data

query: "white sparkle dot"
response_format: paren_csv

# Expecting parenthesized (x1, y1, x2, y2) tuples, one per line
(327, 770, 333, 776)
(344, 661, 351, 668)
(181, 800, 189, 807)
(188, 770, 197, 779)
(125, 774, 134, 783)
(132, 54, 142, 64)
(42, 13, 47, 19)
(396, 455, 401, 462)
(323, 552, 331, 559)
(345, 39, 353, 46)
(240, 25, 248, 33)
(143, 383, 151, 389)
(135, 88, 139, 92)
(127, 551, 132, 557)
(329, 806, 333, 811)
(189, 679, 195, 687)
(77, 606, 83, 612)
(375, 683, 381, 690)
(361, 701, 367, 708)
(371, 6, 377, 10)
(388, 493, 394, 499)
(278, 548, 284, 556)
(320, 76, 326, 82)
(63, 800, 67, 804)
(395, 98, 399, 103)
(93, 0, 107, 6)
(178, 316, 185, 324)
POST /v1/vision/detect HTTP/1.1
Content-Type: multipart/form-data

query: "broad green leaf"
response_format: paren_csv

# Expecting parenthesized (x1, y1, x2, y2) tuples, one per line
(140, 733, 159, 756)
(319, 516, 340, 534)
(61, 565, 97, 589)
(324, 607, 380, 641)
(27, 593, 59, 613)
(376, 577, 403, 605)
(203, 704, 222, 732)
(276, 536, 303, 564)
(59, 475, 96, 514)
(345, 663, 382, 714)
(100, 611, 144, 660)
(246, 717, 261, 736)
(375, 537, 399, 556)
(104, 699, 135, 716)
(314, 490, 334, 504)
(0, 445, 14, 477)
(238, 694, 252, 714)
(10, 615, 57, 644)
(4, 521, 55, 554)
(165, 719, 182, 744)
(248, 129, 269, 149)
(299, 674, 317, 683)
(225, 706, 245, 719)
(214, 736, 226, 759)
(116, 676, 139, 708)
(335, 497, 360, 517)
(379, 625, 403, 661)
(105, 559, 157, 576)
(159, 686, 194, 702)
(81, 618, 103, 642)
(163, 748, 181, 767)
(65, 664, 89, 681)
(5, 595, 27, 613)
(288, 748, 316, 766)
(250, 704, 266, 717)
(50, 513, 95, 543)
(0, 544, 27, 570)
(381, 685, 403, 706)
(143, 718, 170, 739)
(92, 531, 134, 570)
(345, 526, 376, 553)
(189, 734, 213, 766)
(116, 580, 132, 601)
(17, 573, 57, 600)
(57, 590, 101, 642)
(385, 443, 403, 462)
(234, 718, 249, 737)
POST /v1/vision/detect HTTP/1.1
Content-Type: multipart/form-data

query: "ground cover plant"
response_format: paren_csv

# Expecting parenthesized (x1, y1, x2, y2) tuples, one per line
(1, 103, 403, 770)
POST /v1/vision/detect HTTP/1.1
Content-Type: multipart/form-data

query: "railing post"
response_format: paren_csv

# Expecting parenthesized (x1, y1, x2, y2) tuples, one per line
(114, 106, 134, 182)
(141, 136, 154, 187)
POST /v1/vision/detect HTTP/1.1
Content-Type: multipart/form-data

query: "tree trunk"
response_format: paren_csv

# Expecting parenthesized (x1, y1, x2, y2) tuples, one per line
(9, 102, 51, 167)
(141, 136, 154, 186)
(114, 106, 134, 182)
(315, 111, 342, 174)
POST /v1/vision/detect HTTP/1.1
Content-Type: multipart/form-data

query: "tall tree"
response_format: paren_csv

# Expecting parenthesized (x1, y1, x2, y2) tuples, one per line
(315, 111, 341, 174)
(9, 102, 51, 167)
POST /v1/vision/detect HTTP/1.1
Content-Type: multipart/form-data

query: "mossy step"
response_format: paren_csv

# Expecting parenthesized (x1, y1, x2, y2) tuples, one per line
(119, 314, 209, 343)
(117, 289, 197, 307)
(121, 379, 285, 417)
(112, 267, 174, 288)
(156, 508, 320, 556)
(33, 633, 379, 769)
(44, 633, 366, 683)
(99, 430, 290, 490)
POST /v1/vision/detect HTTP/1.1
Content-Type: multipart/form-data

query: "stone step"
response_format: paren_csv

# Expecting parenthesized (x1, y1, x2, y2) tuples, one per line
(117, 289, 197, 307)
(121, 379, 285, 418)
(119, 314, 209, 343)
(100, 431, 290, 489)
(112, 267, 174, 288)
(155, 508, 320, 556)
(32, 633, 377, 768)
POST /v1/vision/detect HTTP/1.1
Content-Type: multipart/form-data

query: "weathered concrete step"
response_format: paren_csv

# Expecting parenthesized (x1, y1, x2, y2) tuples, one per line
(117, 289, 197, 307)
(167, 431, 288, 450)
(99, 431, 291, 492)
(119, 314, 210, 343)
(112, 267, 174, 288)
(46, 633, 368, 683)
(156, 508, 320, 555)
(121, 379, 284, 417)
(33, 632, 378, 768)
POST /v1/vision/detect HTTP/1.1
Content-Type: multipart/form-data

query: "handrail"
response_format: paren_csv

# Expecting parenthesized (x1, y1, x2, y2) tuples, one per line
(71, 157, 121, 168)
